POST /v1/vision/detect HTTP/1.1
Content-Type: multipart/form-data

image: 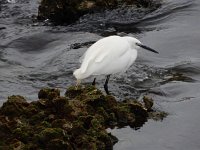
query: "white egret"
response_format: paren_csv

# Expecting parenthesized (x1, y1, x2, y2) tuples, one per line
(73, 35, 158, 94)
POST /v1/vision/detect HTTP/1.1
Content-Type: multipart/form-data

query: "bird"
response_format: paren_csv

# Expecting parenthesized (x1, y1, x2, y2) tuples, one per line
(73, 35, 158, 95)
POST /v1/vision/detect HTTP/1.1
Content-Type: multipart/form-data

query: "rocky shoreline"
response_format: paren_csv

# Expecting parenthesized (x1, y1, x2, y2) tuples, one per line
(0, 85, 167, 149)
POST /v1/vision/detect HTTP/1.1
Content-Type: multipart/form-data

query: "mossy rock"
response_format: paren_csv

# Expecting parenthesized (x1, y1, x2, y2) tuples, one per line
(0, 85, 167, 149)
(38, 88, 60, 100)
(36, 128, 64, 144)
(0, 95, 29, 117)
(46, 139, 73, 150)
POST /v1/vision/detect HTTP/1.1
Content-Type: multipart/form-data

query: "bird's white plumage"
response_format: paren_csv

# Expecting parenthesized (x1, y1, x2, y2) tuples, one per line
(74, 35, 141, 79)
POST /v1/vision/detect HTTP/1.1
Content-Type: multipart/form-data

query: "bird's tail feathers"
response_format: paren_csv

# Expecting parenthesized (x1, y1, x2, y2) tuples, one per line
(73, 69, 82, 79)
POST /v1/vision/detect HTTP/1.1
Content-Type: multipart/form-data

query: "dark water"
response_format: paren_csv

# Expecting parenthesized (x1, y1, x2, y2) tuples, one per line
(1, 0, 200, 149)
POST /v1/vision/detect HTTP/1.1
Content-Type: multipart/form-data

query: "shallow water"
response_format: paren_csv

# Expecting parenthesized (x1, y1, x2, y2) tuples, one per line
(1, 0, 200, 149)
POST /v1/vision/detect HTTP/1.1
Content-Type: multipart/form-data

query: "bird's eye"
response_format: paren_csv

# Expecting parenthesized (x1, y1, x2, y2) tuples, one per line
(135, 43, 140, 46)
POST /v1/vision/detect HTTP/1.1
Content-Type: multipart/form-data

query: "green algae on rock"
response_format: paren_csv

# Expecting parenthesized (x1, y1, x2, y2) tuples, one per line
(37, 0, 162, 24)
(0, 85, 166, 149)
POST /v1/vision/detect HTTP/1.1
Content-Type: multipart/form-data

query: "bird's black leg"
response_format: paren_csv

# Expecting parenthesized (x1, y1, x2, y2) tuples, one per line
(92, 78, 96, 85)
(104, 75, 111, 95)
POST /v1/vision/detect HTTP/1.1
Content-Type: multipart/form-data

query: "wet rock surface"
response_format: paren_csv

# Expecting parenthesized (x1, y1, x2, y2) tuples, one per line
(0, 85, 167, 149)
(38, 0, 161, 24)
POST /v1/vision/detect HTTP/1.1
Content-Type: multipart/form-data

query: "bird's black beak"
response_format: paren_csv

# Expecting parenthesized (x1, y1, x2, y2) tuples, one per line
(136, 43, 159, 54)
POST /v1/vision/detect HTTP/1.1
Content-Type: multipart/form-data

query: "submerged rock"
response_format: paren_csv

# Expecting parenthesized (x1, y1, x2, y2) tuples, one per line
(37, 0, 161, 24)
(143, 96, 154, 111)
(0, 85, 166, 149)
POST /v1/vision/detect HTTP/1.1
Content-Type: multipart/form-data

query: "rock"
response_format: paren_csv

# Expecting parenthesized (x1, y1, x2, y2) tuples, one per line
(143, 96, 154, 111)
(148, 111, 168, 121)
(37, 128, 64, 144)
(37, 0, 162, 24)
(65, 85, 84, 99)
(0, 85, 167, 149)
(10, 139, 25, 150)
(38, 88, 60, 100)
(0, 95, 29, 117)
(47, 139, 73, 150)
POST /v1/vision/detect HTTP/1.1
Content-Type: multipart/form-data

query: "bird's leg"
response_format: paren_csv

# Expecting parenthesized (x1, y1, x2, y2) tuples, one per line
(92, 78, 96, 86)
(76, 79, 81, 89)
(104, 75, 111, 95)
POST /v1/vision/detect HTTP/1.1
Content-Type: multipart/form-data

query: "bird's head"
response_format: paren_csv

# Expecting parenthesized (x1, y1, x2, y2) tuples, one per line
(123, 36, 159, 54)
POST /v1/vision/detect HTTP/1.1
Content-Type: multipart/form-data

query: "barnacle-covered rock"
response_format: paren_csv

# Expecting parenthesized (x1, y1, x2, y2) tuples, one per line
(36, 128, 64, 144)
(0, 85, 167, 149)
(0, 95, 29, 117)
(38, 88, 60, 100)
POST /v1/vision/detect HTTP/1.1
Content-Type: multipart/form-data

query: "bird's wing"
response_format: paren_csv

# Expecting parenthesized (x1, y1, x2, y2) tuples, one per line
(94, 41, 130, 63)
(80, 47, 102, 74)
(80, 36, 130, 74)
(95, 51, 108, 63)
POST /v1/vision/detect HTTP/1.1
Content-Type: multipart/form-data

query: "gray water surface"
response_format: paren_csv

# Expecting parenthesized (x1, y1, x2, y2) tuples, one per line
(0, 0, 200, 149)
